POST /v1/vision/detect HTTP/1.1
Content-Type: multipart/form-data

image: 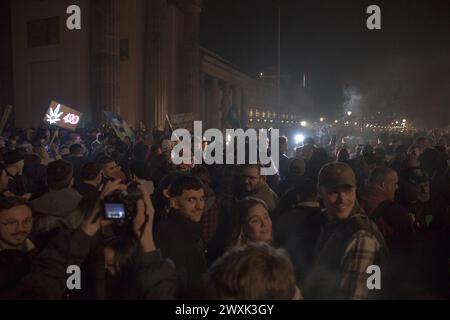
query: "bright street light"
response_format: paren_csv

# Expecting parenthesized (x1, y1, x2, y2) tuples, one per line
(294, 134, 305, 145)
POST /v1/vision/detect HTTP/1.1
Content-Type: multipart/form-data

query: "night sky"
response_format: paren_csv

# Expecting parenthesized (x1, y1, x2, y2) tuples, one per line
(201, 0, 450, 128)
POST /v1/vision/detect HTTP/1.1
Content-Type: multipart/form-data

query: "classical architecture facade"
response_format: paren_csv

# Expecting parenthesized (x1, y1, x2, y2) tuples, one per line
(1, 0, 306, 131)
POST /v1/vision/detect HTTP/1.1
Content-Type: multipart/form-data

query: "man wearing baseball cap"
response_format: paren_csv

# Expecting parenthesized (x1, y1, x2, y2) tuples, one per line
(303, 162, 387, 300)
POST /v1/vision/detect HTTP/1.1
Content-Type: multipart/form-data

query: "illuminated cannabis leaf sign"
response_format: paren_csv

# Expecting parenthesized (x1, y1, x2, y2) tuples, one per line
(44, 101, 83, 130)
(45, 104, 64, 124)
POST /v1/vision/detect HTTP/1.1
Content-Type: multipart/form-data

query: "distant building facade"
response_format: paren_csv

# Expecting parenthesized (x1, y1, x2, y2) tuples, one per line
(0, 0, 310, 131)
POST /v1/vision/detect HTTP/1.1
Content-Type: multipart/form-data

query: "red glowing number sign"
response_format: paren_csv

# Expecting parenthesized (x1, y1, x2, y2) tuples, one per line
(63, 113, 80, 125)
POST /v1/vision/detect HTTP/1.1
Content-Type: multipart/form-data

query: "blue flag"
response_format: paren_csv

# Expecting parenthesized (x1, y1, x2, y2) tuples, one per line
(104, 111, 135, 141)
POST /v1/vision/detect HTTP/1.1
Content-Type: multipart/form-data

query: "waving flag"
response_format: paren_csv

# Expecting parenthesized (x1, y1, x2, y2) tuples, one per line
(164, 114, 174, 139)
(104, 111, 135, 141)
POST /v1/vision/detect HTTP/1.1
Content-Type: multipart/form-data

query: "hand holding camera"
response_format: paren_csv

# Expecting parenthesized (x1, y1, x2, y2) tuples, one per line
(102, 181, 143, 221)
(81, 179, 156, 253)
(81, 179, 126, 236)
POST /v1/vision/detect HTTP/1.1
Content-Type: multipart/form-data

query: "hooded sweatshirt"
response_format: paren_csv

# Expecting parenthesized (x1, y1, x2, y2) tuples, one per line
(32, 188, 83, 233)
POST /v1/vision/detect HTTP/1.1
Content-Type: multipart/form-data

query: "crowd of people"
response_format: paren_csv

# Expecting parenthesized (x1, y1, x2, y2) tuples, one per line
(0, 124, 449, 300)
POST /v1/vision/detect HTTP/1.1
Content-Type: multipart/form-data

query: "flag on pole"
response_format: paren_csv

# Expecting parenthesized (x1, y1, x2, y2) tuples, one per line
(104, 111, 135, 141)
(164, 114, 174, 139)
(0, 105, 13, 135)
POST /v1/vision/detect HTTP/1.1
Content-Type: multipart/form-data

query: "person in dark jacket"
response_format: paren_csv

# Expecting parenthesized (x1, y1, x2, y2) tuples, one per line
(191, 166, 220, 263)
(3, 150, 31, 199)
(2, 180, 177, 300)
(0, 165, 13, 198)
(156, 175, 207, 298)
(0, 197, 36, 296)
(31, 160, 83, 235)
(65, 144, 88, 187)
(274, 179, 326, 282)
(278, 136, 290, 181)
(22, 154, 47, 198)
(152, 171, 186, 234)
(76, 162, 102, 206)
(396, 166, 449, 297)
(100, 182, 177, 300)
(276, 158, 306, 200)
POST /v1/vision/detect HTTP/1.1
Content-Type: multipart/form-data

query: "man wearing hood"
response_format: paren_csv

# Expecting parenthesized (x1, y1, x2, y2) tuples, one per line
(32, 160, 83, 238)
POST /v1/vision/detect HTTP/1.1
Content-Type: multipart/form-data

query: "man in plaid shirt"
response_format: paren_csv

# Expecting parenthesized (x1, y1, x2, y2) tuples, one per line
(304, 162, 387, 300)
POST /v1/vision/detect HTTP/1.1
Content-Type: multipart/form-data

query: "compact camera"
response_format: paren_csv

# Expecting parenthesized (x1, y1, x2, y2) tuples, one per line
(102, 182, 143, 220)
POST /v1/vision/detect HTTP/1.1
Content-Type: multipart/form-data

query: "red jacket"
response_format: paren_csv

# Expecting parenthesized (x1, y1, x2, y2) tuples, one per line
(360, 186, 416, 252)
(360, 186, 390, 217)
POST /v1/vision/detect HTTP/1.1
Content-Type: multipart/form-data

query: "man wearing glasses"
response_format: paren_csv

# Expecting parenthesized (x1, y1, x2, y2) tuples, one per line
(0, 197, 34, 252)
(241, 164, 278, 213)
(0, 197, 35, 295)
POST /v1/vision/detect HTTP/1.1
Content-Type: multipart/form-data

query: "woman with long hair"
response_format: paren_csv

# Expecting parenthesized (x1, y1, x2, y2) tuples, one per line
(228, 197, 273, 248)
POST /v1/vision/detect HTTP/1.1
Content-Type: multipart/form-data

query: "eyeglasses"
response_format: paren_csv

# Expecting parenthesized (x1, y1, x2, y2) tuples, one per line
(0, 218, 33, 231)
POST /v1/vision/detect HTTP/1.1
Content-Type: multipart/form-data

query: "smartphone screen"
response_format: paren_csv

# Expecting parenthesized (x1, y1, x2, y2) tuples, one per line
(104, 203, 126, 220)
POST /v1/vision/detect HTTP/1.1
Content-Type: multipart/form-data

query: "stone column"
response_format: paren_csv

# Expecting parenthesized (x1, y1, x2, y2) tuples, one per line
(90, 0, 120, 121)
(0, 0, 13, 104)
(0, 0, 14, 126)
(200, 74, 206, 123)
(231, 84, 242, 126)
(220, 81, 231, 129)
(177, 0, 202, 118)
(207, 78, 220, 129)
(241, 88, 248, 128)
(144, 0, 168, 130)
